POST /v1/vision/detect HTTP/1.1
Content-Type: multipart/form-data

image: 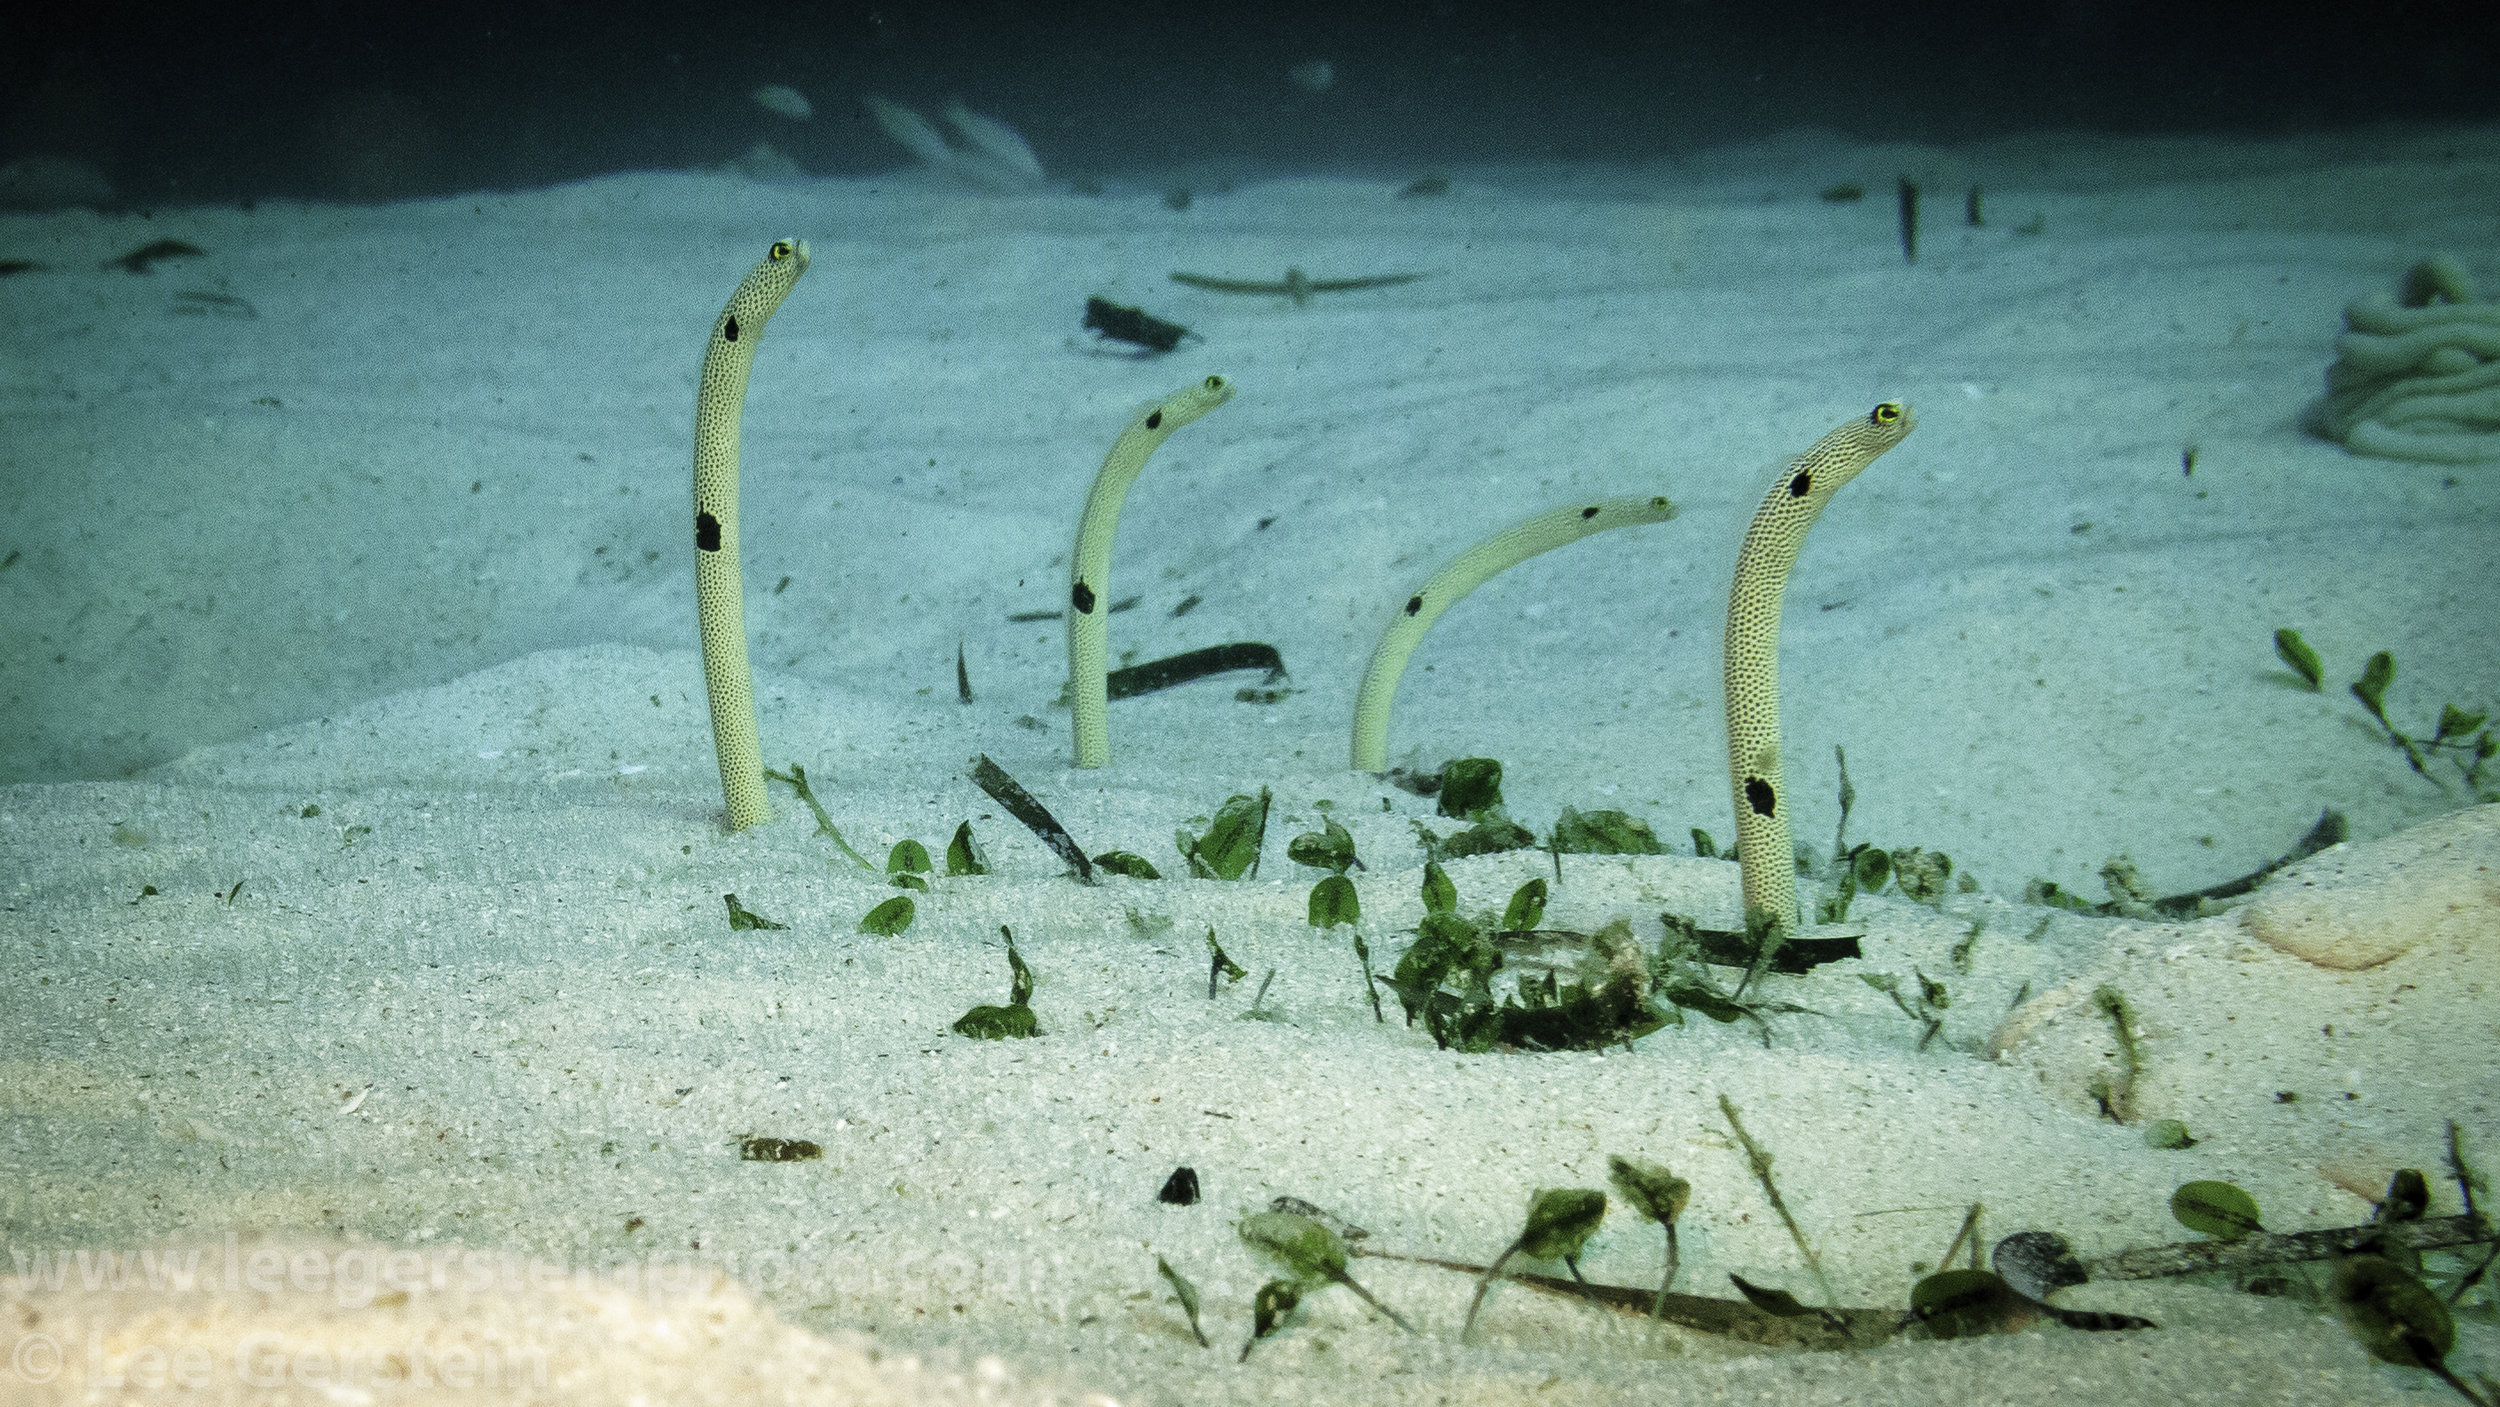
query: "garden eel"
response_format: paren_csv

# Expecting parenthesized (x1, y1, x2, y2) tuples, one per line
(1726, 401, 1916, 933)
(1349, 495, 1682, 772)
(693, 238, 809, 831)
(1068, 375, 1235, 767)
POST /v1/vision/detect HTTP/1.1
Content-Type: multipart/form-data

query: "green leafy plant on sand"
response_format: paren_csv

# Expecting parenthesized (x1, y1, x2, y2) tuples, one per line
(885, 838, 933, 891)
(858, 894, 914, 936)
(765, 763, 875, 868)
(1607, 1155, 1692, 1318)
(1463, 1188, 1609, 1341)
(1391, 755, 1670, 864)
(1381, 859, 1507, 1050)
(1404, 757, 1537, 860)
(759, 763, 1005, 934)
(2276, 628, 2495, 799)
(2145, 1146, 2498, 1405)
(1154, 1257, 1211, 1348)
(1859, 969, 1950, 1051)
(1177, 788, 1272, 879)
(1285, 807, 1382, 1022)
(1236, 1210, 1415, 1360)
(951, 926, 1040, 1039)
(858, 822, 993, 935)
(944, 821, 988, 876)
(2085, 984, 2141, 1124)
(1196, 925, 1249, 999)
(1201, 1119, 2498, 1369)
(1813, 747, 1965, 925)
(1373, 808, 1823, 1052)
(1401, 756, 1793, 1047)
(1382, 860, 1668, 1054)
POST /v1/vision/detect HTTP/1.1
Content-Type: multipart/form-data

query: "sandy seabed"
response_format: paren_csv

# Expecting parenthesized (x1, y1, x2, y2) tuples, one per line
(3, 123, 2498, 1403)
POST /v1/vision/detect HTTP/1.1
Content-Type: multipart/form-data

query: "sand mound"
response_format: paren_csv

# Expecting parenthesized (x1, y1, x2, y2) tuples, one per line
(1989, 805, 2498, 1188)
(2241, 802, 2500, 969)
(3, 1237, 1104, 1405)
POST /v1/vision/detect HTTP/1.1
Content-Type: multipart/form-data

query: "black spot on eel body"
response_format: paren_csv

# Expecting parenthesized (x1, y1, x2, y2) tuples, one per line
(1405, 595, 1424, 616)
(1745, 777, 1777, 817)
(1580, 505, 1600, 519)
(723, 316, 740, 342)
(1145, 410, 1163, 430)
(696, 513, 722, 552)
(1787, 471, 1812, 498)
(1073, 582, 1097, 613)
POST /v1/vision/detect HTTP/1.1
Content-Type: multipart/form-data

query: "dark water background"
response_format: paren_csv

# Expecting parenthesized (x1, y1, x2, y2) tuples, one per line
(7, 0, 2499, 206)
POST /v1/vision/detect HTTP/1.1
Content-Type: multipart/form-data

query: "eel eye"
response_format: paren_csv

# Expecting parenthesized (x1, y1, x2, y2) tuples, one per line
(770, 241, 792, 260)
(1871, 402, 1902, 425)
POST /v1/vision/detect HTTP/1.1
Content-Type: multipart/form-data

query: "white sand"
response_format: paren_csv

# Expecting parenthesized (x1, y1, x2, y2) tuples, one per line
(3, 125, 2497, 1404)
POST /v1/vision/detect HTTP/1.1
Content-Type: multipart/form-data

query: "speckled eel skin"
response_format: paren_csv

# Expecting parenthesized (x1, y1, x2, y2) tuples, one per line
(1067, 374, 1234, 768)
(1725, 401, 1915, 931)
(692, 238, 808, 831)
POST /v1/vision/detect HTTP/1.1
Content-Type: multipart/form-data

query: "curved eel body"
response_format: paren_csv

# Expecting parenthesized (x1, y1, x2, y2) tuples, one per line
(1725, 401, 1916, 932)
(1350, 494, 1681, 772)
(1067, 375, 1235, 767)
(693, 238, 809, 830)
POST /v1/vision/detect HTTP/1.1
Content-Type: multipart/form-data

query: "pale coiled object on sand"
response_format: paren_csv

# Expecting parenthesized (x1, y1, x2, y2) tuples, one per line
(2305, 255, 2500, 464)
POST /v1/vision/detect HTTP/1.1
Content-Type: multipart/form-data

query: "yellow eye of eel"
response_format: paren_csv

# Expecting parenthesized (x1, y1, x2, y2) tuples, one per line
(769, 241, 793, 261)
(1871, 401, 1902, 426)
